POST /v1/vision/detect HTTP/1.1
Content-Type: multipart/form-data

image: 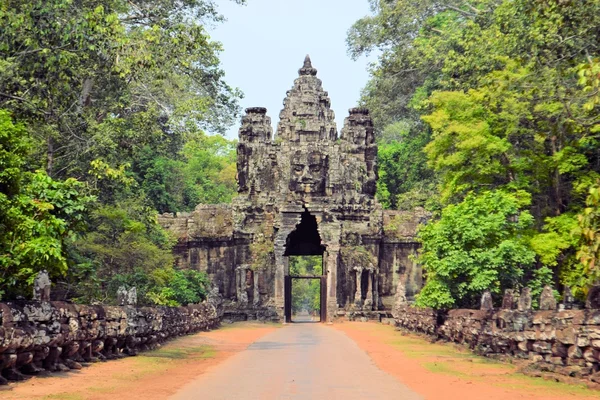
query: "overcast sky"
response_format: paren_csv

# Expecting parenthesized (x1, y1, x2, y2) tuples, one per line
(210, 0, 374, 139)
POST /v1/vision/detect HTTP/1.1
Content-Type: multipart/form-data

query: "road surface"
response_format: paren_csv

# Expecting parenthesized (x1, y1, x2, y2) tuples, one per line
(171, 323, 421, 400)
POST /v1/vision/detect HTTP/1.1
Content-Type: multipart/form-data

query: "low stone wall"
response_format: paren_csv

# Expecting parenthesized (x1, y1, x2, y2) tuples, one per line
(394, 305, 600, 381)
(0, 301, 219, 384)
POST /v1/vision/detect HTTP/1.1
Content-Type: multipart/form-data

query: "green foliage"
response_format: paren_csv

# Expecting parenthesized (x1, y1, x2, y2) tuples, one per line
(0, 0, 243, 301)
(0, 111, 94, 299)
(351, 0, 600, 307)
(416, 190, 537, 309)
(577, 183, 600, 290)
(289, 256, 322, 314)
(249, 231, 274, 271)
(289, 256, 323, 276)
(145, 268, 210, 307)
(377, 122, 436, 209)
(340, 246, 375, 269)
(67, 199, 174, 302)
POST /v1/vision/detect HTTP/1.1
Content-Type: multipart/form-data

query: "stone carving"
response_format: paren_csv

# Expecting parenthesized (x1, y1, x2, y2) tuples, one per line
(0, 301, 220, 384)
(289, 150, 328, 194)
(539, 285, 557, 310)
(394, 303, 600, 382)
(117, 286, 137, 306)
(32, 270, 51, 302)
(159, 56, 425, 321)
(392, 279, 408, 319)
(562, 286, 575, 310)
(586, 285, 600, 309)
(518, 287, 532, 311)
(480, 290, 493, 310)
(501, 289, 514, 310)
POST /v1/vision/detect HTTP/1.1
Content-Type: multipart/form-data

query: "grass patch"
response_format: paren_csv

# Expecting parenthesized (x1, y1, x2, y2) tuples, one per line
(42, 394, 85, 400)
(423, 361, 472, 378)
(218, 321, 281, 331)
(369, 322, 598, 398)
(143, 345, 215, 360)
(497, 373, 594, 397)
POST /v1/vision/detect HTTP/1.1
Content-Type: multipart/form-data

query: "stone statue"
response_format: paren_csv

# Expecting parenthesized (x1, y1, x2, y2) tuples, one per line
(33, 270, 51, 302)
(518, 287, 532, 311)
(392, 279, 408, 319)
(562, 286, 575, 310)
(117, 286, 137, 306)
(480, 290, 493, 311)
(586, 285, 600, 309)
(126, 287, 137, 306)
(117, 286, 128, 306)
(539, 285, 557, 310)
(501, 289, 514, 310)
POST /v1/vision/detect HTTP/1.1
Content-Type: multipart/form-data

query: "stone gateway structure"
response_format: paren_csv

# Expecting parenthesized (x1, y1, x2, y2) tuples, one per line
(159, 56, 425, 322)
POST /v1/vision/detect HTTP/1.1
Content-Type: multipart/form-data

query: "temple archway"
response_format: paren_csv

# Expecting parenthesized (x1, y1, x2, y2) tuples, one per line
(284, 210, 327, 322)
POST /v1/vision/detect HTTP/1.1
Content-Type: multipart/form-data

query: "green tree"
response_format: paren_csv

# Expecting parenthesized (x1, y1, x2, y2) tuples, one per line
(66, 199, 175, 302)
(377, 121, 436, 209)
(416, 190, 539, 308)
(350, 0, 600, 304)
(0, 110, 94, 299)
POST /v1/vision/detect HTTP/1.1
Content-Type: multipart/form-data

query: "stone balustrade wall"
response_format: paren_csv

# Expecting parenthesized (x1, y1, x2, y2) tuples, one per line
(0, 301, 220, 384)
(394, 305, 600, 380)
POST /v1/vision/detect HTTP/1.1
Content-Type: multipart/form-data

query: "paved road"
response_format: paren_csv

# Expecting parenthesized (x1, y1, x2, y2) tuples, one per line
(171, 323, 422, 400)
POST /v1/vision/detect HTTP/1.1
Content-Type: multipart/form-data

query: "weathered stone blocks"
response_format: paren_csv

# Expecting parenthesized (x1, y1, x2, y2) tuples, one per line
(394, 304, 600, 381)
(0, 301, 219, 384)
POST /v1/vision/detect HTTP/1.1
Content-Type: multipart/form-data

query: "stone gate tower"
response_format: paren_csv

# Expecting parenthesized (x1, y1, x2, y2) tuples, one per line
(234, 55, 381, 321)
(160, 56, 425, 322)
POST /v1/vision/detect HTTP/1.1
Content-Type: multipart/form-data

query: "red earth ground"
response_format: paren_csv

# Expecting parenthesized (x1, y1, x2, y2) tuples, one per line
(1, 321, 598, 400)
(334, 321, 599, 400)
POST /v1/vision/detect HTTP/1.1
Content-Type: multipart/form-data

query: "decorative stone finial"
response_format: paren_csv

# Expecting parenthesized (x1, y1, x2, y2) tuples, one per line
(33, 270, 51, 302)
(117, 286, 137, 306)
(501, 289, 514, 310)
(299, 54, 317, 76)
(245, 107, 267, 115)
(586, 285, 600, 309)
(562, 286, 574, 310)
(481, 290, 493, 310)
(349, 107, 369, 116)
(518, 287, 532, 311)
(539, 285, 557, 310)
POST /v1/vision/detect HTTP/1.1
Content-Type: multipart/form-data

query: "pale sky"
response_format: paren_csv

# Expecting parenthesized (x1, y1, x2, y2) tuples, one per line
(211, 0, 374, 139)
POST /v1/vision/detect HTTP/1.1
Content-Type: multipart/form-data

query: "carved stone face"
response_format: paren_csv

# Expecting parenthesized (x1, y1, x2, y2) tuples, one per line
(289, 150, 327, 194)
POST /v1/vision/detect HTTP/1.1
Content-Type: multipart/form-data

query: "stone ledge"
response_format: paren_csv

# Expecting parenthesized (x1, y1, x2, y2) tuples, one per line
(0, 301, 219, 384)
(394, 305, 600, 382)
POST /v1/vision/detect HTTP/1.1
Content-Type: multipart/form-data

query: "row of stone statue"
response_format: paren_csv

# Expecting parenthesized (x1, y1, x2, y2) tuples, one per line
(34, 270, 136, 306)
(480, 285, 600, 311)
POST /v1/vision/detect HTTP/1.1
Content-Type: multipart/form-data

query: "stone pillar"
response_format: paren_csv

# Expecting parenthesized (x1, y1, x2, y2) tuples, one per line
(364, 270, 374, 310)
(273, 240, 286, 318)
(325, 247, 339, 322)
(562, 286, 574, 310)
(373, 272, 380, 311)
(253, 270, 260, 307)
(354, 267, 363, 309)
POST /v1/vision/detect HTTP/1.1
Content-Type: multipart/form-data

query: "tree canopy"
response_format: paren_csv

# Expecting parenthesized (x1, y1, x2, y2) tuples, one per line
(349, 0, 600, 306)
(0, 0, 242, 303)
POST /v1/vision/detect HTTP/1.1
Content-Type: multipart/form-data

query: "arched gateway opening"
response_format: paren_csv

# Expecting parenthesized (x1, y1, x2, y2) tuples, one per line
(284, 210, 327, 323)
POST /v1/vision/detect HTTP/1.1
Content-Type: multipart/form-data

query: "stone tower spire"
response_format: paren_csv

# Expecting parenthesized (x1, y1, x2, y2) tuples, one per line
(276, 55, 337, 142)
(299, 54, 317, 76)
(237, 107, 274, 194)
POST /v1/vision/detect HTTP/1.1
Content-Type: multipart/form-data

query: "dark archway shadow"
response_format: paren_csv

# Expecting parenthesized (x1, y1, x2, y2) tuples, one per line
(284, 209, 327, 323)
